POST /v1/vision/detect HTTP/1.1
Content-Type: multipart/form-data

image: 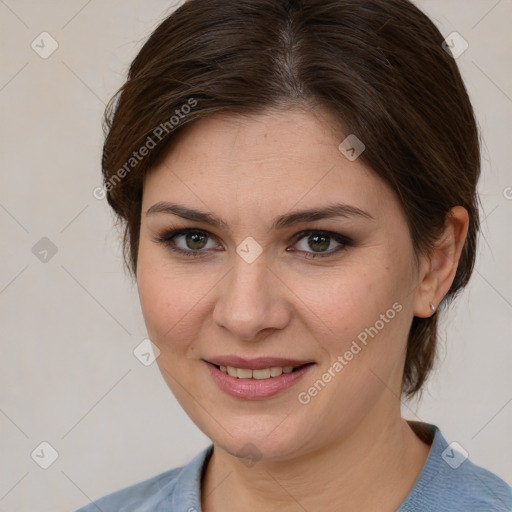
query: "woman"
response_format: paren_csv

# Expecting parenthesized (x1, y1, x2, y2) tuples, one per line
(76, 0, 512, 510)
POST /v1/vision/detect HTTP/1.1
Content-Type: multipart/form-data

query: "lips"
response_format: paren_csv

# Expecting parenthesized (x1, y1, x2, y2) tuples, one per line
(205, 360, 315, 400)
(204, 355, 314, 370)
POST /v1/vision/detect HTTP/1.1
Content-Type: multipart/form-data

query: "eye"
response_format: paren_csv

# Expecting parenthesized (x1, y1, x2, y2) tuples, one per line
(153, 229, 220, 258)
(154, 228, 351, 259)
(291, 230, 351, 259)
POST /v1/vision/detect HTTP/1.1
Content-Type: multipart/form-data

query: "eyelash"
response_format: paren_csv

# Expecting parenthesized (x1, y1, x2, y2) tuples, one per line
(153, 228, 352, 260)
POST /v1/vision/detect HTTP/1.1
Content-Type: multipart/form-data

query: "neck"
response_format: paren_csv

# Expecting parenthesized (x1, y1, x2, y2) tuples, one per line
(201, 412, 431, 512)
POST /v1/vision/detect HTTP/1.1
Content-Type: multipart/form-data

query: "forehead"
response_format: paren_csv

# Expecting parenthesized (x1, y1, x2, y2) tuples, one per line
(142, 108, 398, 223)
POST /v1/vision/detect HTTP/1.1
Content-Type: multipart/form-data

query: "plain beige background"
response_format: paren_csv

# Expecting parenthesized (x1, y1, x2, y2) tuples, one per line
(0, 1, 511, 510)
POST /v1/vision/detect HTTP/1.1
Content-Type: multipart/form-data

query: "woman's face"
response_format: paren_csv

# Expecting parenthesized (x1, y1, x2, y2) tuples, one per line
(137, 108, 424, 461)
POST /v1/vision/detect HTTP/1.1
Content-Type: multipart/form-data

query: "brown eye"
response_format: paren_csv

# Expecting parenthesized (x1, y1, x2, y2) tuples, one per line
(292, 230, 351, 259)
(154, 229, 220, 258)
(307, 233, 331, 252)
(185, 231, 209, 250)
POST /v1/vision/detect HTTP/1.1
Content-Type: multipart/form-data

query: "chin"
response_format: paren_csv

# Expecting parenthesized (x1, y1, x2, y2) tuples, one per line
(204, 417, 313, 463)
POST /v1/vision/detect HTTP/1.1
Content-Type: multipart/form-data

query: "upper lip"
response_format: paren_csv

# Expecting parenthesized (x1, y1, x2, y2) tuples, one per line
(204, 356, 314, 370)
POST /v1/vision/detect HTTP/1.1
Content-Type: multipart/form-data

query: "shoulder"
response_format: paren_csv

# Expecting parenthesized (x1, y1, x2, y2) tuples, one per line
(74, 466, 183, 512)
(461, 460, 512, 512)
(74, 445, 213, 512)
(440, 456, 512, 511)
(399, 423, 512, 512)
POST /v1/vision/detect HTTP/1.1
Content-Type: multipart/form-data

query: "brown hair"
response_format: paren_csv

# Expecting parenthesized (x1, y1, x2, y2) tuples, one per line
(101, 0, 480, 397)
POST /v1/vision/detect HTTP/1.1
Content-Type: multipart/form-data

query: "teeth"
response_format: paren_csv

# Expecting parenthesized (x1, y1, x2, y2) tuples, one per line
(252, 368, 271, 379)
(219, 365, 301, 379)
(237, 368, 253, 379)
(270, 367, 283, 377)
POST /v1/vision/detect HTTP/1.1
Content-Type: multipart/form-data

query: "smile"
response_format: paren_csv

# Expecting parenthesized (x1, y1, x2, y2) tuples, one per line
(217, 364, 300, 379)
(204, 361, 315, 400)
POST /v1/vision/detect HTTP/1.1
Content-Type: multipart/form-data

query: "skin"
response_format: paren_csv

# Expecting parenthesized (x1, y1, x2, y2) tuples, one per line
(136, 107, 469, 512)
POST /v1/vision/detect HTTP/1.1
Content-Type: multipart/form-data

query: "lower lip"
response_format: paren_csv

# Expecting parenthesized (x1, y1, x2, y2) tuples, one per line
(205, 362, 315, 400)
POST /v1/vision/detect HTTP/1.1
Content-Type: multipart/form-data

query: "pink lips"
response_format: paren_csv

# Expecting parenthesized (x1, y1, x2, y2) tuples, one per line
(204, 359, 315, 400)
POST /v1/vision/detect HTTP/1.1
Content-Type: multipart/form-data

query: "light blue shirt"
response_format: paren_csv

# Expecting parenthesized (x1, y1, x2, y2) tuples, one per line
(75, 423, 512, 511)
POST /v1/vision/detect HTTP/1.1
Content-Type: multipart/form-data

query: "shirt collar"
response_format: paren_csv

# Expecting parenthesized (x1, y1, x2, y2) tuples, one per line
(164, 423, 441, 512)
(169, 444, 214, 512)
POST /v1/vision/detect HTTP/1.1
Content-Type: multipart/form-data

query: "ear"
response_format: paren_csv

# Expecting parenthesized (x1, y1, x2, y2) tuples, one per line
(413, 206, 470, 318)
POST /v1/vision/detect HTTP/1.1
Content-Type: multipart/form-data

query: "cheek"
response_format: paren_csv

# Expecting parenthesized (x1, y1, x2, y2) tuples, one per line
(296, 266, 400, 336)
(136, 241, 205, 354)
(295, 250, 413, 373)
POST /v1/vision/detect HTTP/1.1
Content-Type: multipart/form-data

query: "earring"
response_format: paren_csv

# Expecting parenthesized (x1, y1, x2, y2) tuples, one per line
(430, 303, 436, 313)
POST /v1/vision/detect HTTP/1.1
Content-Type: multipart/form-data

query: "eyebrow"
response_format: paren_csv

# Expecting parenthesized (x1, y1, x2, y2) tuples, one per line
(145, 201, 374, 230)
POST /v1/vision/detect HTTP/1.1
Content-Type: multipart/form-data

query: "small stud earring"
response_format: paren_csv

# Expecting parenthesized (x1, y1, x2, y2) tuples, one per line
(430, 303, 436, 313)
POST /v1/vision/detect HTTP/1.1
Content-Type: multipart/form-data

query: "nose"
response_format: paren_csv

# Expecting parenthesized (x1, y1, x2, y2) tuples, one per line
(212, 256, 292, 341)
